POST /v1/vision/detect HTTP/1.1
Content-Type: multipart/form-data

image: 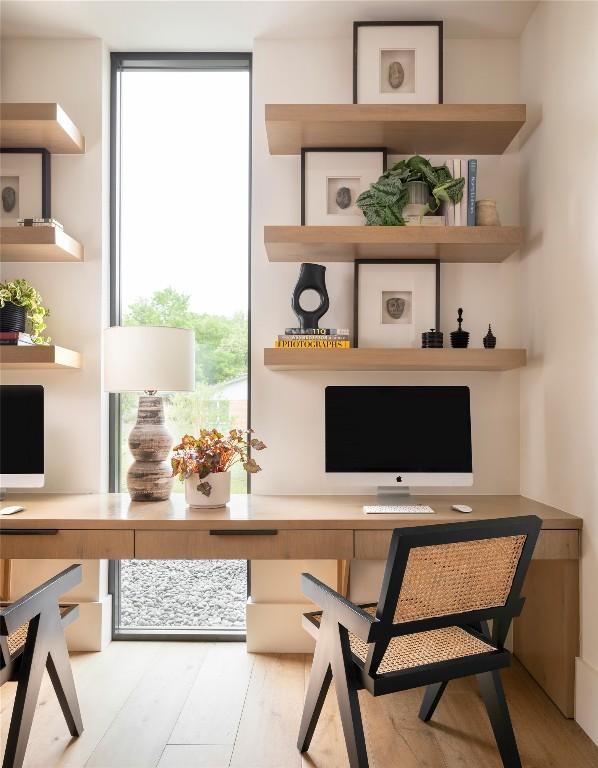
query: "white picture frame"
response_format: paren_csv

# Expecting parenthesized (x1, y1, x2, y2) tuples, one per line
(301, 149, 386, 226)
(353, 21, 443, 105)
(355, 260, 440, 348)
(0, 153, 44, 226)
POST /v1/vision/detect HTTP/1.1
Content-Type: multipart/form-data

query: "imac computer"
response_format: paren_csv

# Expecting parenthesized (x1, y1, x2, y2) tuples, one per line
(0, 385, 45, 490)
(325, 385, 473, 496)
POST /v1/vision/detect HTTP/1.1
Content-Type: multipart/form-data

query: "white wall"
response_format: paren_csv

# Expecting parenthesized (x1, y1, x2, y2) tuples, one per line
(519, 1, 598, 742)
(1, 38, 111, 649)
(251, 37, 522, 497)
(248, 36, 523, 651)
(1, 38, 109, 493)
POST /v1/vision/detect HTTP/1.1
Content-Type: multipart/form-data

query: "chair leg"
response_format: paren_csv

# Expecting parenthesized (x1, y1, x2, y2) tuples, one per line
(3, 617, 47, 768)
(419, 681, 448, 722)
(477, 670, 522, 768)
(331, 624, 369, 768)
(298, 627, 333, 752)
(46, 612, 83, 737)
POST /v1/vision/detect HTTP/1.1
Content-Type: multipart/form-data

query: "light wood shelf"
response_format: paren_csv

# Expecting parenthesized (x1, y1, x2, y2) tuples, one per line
(0, 227, 84, 262)
(264, 347, 527, 371)
(265, 103, 526, 155)
(0, 103, 85, 154)
(264, 225, 522, 263)
(0, 345, 82, 370)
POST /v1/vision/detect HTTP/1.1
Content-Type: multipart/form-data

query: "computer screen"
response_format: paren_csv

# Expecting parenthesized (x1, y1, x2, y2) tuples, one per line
(0, 385, 44, 487)
(325, 386, 472, 483)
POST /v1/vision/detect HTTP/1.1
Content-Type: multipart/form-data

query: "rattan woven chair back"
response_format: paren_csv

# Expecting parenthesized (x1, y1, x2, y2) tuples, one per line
(367, 516, 541, 670)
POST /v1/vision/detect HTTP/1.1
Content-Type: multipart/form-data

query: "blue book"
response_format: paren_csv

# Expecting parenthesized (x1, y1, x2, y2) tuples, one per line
(467, 159, 477, 226)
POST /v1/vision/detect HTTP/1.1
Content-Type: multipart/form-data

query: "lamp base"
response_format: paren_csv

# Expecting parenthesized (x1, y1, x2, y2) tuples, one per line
(127, 395, 174, 502)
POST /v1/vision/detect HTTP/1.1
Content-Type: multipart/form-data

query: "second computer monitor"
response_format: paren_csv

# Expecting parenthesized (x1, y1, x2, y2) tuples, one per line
(325, 385, 473, 490)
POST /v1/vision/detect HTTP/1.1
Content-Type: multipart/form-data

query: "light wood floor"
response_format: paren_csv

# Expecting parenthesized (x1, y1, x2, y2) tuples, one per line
(1, 642, 597, 768)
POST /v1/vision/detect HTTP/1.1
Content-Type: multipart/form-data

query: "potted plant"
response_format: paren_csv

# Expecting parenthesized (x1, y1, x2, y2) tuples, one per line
(171, 428, 266, 508)
(356, 154, 465, 225)
(0, 278, 50, 343)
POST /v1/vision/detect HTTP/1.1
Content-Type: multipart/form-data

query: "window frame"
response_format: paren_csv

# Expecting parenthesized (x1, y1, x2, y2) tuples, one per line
(108, 51, 252, 641)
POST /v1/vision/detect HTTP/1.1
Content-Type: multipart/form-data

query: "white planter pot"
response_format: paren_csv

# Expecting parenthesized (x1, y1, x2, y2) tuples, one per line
(185, 471, 231, 508)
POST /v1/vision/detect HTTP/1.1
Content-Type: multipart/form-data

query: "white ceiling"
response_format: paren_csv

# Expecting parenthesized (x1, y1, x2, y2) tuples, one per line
(1, 1, 538, 48)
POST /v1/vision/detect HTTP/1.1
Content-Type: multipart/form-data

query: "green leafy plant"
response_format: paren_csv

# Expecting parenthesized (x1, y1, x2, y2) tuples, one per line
(171, 428, 266, 497)
(0, 278, 50, 344)
(356, 155, 465, 226)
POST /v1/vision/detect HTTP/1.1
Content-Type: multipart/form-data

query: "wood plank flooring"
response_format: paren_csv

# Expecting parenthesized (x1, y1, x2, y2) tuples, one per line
(1, 642, 597, 768)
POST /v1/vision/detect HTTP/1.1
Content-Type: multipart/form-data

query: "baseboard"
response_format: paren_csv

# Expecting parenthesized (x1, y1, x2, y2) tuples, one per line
(65, 594, 112, 651)
(575, 657, 598, 745)
(246, 599, 315, 653)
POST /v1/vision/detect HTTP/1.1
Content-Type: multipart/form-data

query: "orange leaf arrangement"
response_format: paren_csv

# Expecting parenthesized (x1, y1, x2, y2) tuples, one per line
(171, 428, 266, 497)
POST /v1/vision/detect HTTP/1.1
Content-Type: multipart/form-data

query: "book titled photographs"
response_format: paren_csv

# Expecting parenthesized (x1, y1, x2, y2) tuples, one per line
(276, 328, 351, 349)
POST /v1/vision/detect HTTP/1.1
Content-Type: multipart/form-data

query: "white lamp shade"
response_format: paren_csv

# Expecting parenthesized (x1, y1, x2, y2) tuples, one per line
(103, 326, 195, 392)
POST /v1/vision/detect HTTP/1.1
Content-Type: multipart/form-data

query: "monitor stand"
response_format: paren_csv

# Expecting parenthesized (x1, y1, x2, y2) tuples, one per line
(377, 485, 412, 499)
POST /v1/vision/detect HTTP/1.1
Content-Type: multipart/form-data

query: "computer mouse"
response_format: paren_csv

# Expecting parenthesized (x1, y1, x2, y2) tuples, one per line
(451, 504, 472, 514)
(0, 505, 25, 515)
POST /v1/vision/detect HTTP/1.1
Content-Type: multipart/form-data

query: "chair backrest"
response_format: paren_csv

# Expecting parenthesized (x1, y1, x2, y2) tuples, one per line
(368, 516, 541, 666)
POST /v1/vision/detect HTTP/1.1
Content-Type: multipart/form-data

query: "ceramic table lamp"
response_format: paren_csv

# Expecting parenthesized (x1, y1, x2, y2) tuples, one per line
(104, 326, 195, 501)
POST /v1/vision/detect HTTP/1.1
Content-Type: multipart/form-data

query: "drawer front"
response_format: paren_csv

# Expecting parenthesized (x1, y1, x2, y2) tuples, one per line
(354, 529, 580, 561)
(135, 529, 354, 560)
(0, 529, 134, 559)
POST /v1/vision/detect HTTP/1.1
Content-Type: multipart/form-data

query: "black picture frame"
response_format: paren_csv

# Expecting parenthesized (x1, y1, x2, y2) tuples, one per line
(353, 21, 443, 105)
(0, 148, 51, 219)
(300, 147, 388, 226)
(353, 258, 441, 348)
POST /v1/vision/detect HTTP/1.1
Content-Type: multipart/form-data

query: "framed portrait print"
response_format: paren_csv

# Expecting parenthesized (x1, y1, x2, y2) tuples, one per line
(354, 259, 440, 348)
(0, 149, 50, 226)
(301, 148, 387, 226)
(353, 21, 443, 104)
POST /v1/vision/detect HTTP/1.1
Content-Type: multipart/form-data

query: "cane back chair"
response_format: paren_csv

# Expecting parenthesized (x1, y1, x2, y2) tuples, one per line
(298, 516, 541, 768)
(1, 564, 84, 768)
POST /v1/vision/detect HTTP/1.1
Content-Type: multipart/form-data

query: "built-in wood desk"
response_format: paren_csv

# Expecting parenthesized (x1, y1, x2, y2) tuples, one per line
(0, 493, 580, 717)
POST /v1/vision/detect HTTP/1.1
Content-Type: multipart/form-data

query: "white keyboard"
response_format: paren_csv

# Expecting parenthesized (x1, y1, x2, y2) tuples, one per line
(363, 505, 436, 515)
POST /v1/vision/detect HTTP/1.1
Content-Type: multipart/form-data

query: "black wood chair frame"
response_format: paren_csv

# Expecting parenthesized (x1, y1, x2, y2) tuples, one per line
(298, 516, 542, 768)
(1, 564, 84, 768)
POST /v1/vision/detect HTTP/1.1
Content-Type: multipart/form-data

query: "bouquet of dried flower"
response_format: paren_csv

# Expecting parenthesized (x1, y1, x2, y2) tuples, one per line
(171, 428, 266, 497)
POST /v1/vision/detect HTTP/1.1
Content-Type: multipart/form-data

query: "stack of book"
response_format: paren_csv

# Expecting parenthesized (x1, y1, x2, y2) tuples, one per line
(0, 331, 35, 346)
(446, 158, 477, 227)
(275, 328, 351, 349)
(17, 218, 64, 229)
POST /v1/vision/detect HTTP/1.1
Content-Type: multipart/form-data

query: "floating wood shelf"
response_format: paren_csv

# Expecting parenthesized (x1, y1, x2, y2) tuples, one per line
(265, 104, 526, 155)
(0, 345, 82, 370)
(264, 226, 522, 263)
(264, 348, 527, 372)
(0, 103, 85, 153)
(0, 227, 84, 262)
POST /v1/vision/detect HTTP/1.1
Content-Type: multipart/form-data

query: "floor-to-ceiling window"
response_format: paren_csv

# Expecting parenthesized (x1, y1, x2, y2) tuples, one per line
(110, 54, 251, 638)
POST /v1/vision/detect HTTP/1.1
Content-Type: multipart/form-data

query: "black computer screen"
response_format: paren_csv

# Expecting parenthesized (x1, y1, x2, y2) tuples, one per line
(325, 386, 472, 473)
(0, 385, 44, 474)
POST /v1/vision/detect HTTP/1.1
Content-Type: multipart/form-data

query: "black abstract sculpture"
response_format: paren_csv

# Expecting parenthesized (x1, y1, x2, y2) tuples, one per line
(291, 263, 330, 330)
(483, 324, 497, 348)
(450, 308, 470, 349)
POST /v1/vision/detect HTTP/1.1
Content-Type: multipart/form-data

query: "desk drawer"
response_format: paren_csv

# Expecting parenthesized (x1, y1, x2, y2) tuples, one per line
(135, 529, 353, 560)
(354, 529, 580, 560)
(0, 529, 134, 559)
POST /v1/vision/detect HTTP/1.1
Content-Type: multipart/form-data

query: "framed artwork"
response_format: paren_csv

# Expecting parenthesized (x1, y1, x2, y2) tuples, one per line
(0, 149, 50, 226)
(353, 21, 443, 104)
(354, 259, 440, 348)
(301, 148, 387, 226)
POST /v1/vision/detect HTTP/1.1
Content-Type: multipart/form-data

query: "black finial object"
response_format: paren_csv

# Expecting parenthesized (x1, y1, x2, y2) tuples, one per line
(291, 263, 330, 330)
(483, 324, 497, 348)
(450, 307, 470, 349)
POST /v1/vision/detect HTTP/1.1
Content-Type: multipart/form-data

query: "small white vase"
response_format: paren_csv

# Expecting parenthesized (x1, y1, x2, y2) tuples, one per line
(185, 471, 231, 508)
